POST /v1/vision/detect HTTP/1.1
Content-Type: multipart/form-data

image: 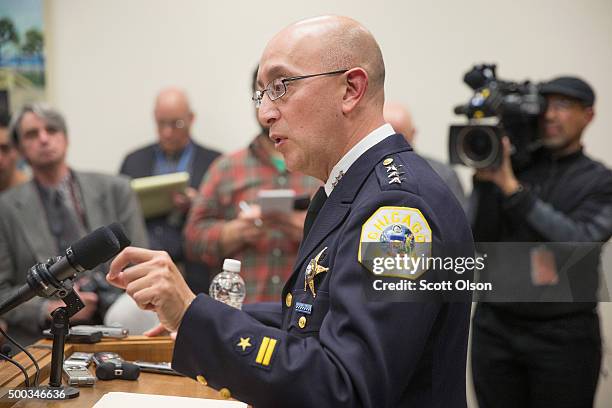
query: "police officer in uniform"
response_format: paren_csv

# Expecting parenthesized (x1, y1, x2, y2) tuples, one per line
(108, 16, 473, 407)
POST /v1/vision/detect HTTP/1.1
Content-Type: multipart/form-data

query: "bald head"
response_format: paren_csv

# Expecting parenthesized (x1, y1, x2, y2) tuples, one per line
(155, 87, 192, 114)
(384, 102, 416, 144)
(262, 16, 385, 103)
(154, 87, 194, 155)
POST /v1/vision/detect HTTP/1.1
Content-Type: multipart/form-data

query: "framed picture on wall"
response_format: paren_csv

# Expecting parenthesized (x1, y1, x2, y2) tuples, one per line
(0, 0, 46, 122)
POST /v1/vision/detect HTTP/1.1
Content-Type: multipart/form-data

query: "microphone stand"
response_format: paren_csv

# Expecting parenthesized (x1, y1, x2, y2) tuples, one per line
(40, 286, 84, 400)
(0, 224, 129, 400)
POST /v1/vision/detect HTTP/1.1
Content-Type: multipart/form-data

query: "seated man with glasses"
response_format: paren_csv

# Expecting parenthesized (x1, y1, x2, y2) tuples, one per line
(108, 16, 473, 407)
(119, 87, 220, 293)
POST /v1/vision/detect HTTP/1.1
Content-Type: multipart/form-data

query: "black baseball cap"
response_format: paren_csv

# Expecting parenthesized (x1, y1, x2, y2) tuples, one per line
(539, 76, 595, 107)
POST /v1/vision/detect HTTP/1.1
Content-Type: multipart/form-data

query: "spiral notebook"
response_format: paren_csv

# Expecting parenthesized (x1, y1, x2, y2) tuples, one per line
(130, 172, 190, 218)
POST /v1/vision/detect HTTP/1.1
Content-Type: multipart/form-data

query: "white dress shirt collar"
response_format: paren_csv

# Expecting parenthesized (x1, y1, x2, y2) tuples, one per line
(324, 123, 396, 196)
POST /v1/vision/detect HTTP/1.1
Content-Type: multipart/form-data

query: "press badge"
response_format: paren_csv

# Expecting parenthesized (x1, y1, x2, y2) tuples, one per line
(530, 246, 559, 286)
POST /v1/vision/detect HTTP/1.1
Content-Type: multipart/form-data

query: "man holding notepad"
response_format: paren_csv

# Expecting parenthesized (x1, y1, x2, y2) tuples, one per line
(120, 87, 220, 292)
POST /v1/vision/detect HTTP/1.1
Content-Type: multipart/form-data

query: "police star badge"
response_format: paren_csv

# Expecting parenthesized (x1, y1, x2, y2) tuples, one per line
(304, 247, 329, 297)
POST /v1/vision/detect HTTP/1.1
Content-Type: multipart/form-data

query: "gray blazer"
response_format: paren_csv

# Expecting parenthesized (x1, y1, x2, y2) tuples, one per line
(423, 155, 467, 211)
(0, 171, 148, 344)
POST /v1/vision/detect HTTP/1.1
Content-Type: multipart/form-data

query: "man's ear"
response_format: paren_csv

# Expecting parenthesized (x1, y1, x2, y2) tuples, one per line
(583, 106, 594, 126)
(341, 68, 368, 114)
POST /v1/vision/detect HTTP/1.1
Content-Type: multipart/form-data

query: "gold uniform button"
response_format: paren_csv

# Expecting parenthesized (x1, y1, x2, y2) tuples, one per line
(285, 292, 293, 308)
(219, 387, 231, 399)
(298, 315, 307, 329)
(383, 158, 393, 166)
(196, 375, 207, 385)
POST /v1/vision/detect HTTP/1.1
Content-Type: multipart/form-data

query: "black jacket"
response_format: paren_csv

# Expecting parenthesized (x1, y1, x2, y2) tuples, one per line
(119, 141, 220, 189)
(470, 147, 612, 318)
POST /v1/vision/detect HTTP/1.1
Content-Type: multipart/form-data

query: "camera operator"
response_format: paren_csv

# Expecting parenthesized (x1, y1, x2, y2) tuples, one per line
(470, 76, 612, 407)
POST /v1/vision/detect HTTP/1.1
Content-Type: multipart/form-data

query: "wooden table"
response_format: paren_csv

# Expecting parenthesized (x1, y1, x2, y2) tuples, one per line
(0, 336, 227, 407)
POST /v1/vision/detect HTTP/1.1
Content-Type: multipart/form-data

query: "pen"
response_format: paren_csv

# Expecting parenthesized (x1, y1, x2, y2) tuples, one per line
(239, 201, 263, 227)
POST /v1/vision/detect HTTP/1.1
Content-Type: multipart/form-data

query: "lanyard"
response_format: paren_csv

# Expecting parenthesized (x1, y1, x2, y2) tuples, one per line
(154, 142, 194, 175)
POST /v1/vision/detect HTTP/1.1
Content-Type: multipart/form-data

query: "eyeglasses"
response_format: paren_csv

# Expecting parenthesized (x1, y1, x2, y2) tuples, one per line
(156, 119, 186, 130)
(252, 69, 349, 108)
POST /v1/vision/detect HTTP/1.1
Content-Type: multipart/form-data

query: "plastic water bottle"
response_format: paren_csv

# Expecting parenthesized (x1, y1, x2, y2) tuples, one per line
(209, 259, 245, 309)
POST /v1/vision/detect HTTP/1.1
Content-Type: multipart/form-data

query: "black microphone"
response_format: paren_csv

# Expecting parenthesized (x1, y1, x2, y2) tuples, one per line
(463, 64, 496, 90)
(454, 104, 469, 115)
(0, 224, 130, 317)
(108, 222, 131, 249)
(95, 361, 140, 381)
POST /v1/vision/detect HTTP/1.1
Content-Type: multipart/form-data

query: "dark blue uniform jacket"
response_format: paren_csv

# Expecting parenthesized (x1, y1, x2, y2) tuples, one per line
(173, 134, 473, 407)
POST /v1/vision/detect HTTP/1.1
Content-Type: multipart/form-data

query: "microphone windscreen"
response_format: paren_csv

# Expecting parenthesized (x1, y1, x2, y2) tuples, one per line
(96, 362, 140, 381)
(464, 69, 487, 90)
(120, 363, 141, 380)
(71, 226, 121, 270)
(454, 104, 468, 115)
(108, 222, 131, 250)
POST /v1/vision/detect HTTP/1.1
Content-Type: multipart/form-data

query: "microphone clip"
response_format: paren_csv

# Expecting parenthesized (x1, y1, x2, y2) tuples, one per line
(50, 290, 85, 325)
(26, 257, 75, 300)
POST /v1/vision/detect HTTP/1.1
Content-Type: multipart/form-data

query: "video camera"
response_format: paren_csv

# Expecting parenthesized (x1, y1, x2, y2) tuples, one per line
(449, 64, 546, 169)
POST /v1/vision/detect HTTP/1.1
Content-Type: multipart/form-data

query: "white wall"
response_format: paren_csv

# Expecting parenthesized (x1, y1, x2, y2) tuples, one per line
(45, 0, 612, 174)
(43, 1, 612, 406)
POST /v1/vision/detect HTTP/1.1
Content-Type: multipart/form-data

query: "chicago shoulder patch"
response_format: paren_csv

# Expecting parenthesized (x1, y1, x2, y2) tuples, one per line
(358, 206, 432, 278)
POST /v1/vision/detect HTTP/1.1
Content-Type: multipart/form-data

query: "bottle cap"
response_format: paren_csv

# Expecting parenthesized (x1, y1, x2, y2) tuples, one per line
(223, 258, 241, 273)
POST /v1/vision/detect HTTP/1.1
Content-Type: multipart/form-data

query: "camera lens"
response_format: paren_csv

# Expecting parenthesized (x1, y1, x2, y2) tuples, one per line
(457, 126, 499, 168)
(464, 129, 493, 161)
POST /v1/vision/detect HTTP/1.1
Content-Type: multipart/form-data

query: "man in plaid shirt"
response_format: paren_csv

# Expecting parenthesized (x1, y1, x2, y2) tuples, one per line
(184, 82, 319, 301)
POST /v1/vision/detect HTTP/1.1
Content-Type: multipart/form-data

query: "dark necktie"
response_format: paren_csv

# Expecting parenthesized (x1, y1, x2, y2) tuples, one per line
(48, 189, 84, 253)
(302, 187, 327, 242)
